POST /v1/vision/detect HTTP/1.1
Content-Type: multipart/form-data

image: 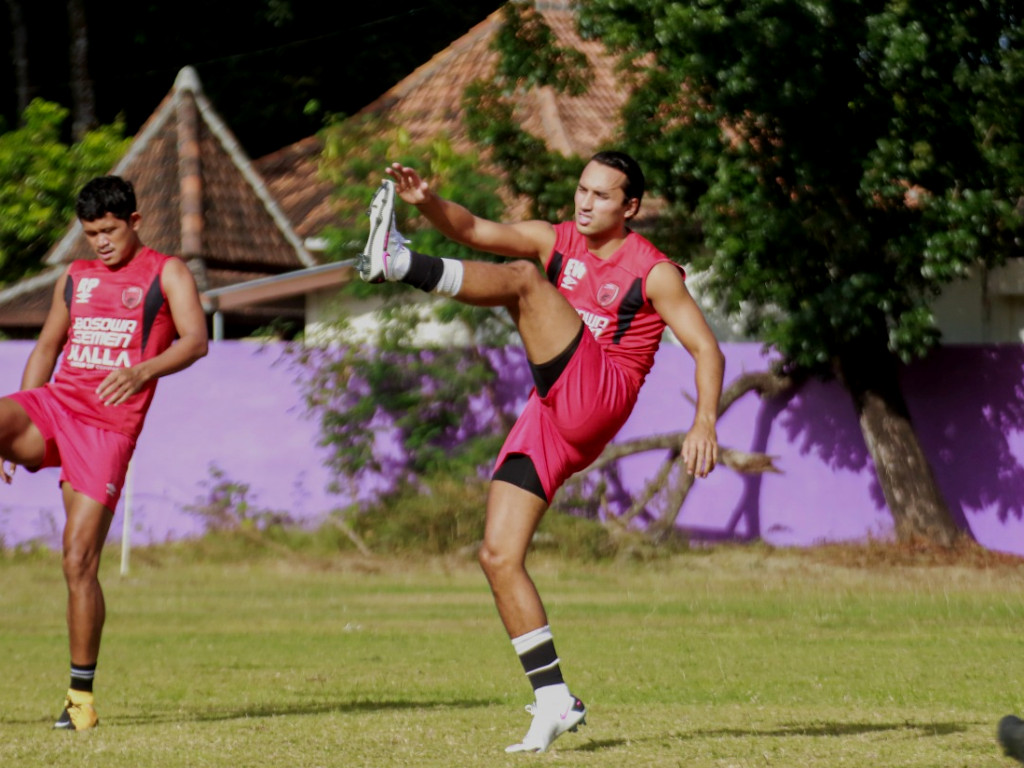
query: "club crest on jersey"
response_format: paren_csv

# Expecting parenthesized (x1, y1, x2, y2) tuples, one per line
(122, 286, 143, 309)
(74, 277, 101, 304)
(597, 283, 620, 307)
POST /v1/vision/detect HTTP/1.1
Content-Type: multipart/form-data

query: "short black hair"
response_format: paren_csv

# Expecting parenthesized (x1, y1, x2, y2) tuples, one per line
(75, 176, 137, 222)
(590, 150, 645, 208)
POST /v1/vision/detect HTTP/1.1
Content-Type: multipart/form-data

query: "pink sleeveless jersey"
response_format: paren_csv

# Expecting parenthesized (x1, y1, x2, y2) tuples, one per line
(48, 247, 180, 438)
(544, 221, 684, 389)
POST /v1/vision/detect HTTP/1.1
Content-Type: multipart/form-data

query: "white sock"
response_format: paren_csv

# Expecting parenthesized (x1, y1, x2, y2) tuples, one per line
(432, 258, 464, 297)
(534, 682, 572, 709)
(511, 625, 553, 655)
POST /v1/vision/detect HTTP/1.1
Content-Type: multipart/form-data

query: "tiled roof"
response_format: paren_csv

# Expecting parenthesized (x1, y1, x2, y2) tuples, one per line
(254, 137, 339, 241)
(0, 267, 64, 330)
(0, 67, 316, 331)
(255, 0, 632, 237)
(47, 67, 316, 275)
(360, 1, 628, 156)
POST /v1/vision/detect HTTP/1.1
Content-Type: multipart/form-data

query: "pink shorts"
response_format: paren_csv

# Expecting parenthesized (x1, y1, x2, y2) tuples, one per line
(7, 388, 136, 511)
(496, 329, 639, 501)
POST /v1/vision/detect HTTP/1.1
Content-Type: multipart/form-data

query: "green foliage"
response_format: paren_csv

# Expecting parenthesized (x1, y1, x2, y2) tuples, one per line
(0, 99, 129, 284)
(317, 113, 508, 267)
(339, 469, 629, 559)
(292, 337, 514, 490)
(461, 3, 592, 222)
(348, 473, 489, 555)
(578, 0, 1024, 370)
(302, 116, 533, 493)
(491, 2, 591, 96)
(183, 464, 294, 533)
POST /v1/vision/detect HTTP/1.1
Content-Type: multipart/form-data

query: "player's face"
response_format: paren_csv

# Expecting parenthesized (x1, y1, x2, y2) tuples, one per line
(81, 212, 142, 268)
(573, 161, 639, 239)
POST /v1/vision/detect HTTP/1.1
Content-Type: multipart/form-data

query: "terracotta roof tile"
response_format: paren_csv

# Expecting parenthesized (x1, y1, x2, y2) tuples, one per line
(256, 0, 633, 236)
(255, 137, 340, 240)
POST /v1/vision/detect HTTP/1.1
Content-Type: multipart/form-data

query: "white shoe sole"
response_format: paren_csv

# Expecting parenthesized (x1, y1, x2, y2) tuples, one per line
(357, 179, 396, 283)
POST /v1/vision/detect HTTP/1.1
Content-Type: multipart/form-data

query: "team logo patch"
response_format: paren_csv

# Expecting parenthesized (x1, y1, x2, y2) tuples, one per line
(597, 283, 620, 307)
(122, 286, 143, 309)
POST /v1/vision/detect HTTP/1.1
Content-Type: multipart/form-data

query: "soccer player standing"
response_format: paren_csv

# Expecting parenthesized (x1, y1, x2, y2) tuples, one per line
(358, 151, 724, 752)
(0, 176, 209, 730)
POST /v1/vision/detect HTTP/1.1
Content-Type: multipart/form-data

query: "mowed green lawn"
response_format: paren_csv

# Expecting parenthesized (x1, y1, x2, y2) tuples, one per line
(2, 543, 1023, 767)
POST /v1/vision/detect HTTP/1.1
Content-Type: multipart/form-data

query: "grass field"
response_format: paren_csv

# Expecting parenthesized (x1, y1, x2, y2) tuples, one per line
(2, 540, 1024, 767)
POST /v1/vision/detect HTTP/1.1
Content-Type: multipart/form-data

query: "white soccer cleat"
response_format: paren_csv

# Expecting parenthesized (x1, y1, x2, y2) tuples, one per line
(504, 695, 587, 753)
(357, 179, 407, 283)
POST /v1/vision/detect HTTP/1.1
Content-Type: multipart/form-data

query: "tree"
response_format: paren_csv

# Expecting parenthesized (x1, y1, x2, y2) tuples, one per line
(0, 98, 129, 283)
(66, 0, 97, 140)
(4, 0, 30, 118)
(555, 0, 1023, 546)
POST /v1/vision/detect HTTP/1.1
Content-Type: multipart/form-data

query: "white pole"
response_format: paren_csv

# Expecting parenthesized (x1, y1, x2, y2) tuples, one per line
(120, 457, 135, 576)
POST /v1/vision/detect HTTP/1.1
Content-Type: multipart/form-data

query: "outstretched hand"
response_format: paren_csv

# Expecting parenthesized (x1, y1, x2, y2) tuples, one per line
(385, 163, 433, 206)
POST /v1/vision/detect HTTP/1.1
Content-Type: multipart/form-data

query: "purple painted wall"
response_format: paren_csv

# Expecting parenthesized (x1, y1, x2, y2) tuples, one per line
(2, 341, 1023, 556)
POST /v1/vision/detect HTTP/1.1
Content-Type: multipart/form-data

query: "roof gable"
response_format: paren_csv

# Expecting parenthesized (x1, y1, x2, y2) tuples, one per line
(45, 67, 316, 275)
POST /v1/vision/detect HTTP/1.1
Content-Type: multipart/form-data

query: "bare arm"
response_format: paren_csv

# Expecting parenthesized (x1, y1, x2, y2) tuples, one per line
(21, 270, 72, 390)
(647, 261, 725, 477)
(385, 163, 556, 262)
(95, 258, 209, 406)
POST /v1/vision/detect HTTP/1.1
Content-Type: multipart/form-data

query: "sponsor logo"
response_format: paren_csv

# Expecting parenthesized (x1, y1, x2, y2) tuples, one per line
(578, 309, 610, 338)
(67, 316, 138, 370)
(560, 258, 588, 291)
(106, 483, 117, 498)
(74, 277, 101, 304)
(122, 286, 143, 309)
(597, 282, 620, 307)
(66, 345, 132, 369)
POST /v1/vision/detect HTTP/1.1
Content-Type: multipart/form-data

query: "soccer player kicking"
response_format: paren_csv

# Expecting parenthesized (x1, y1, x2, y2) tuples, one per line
(0, 176, 209, 730)
(357, 151, 725, 752)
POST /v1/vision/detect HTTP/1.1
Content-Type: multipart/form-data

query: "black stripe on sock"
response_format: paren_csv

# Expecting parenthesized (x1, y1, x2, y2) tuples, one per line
(70, 662, 96, 693)
(402, 251, 444, 292)
(518, 639, 565, 690)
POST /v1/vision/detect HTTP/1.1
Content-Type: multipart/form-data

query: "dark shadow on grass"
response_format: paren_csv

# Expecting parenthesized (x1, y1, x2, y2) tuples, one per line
(115, 696, 501, 727)
(566, 720, 969, 754)
(693, 720, 969, 738)
(573, 738, 629, 751)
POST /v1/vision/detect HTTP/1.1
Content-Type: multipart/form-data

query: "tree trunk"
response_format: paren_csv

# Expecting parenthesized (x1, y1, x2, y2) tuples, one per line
(67, 0, 97, 139)
(5, 0, 31, 116)
(836, 346, 960, 546)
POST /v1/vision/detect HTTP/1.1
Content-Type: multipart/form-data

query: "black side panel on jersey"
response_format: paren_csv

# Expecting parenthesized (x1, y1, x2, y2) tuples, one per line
(64, 274, 74, 309)
(612, 277, 645, 345)
(546, 250, 564, 284)
(141, 276, 165, 351)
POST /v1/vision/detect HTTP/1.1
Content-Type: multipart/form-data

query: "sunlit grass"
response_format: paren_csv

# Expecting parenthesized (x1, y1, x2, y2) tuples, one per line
(1, 542, 1022, 767)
